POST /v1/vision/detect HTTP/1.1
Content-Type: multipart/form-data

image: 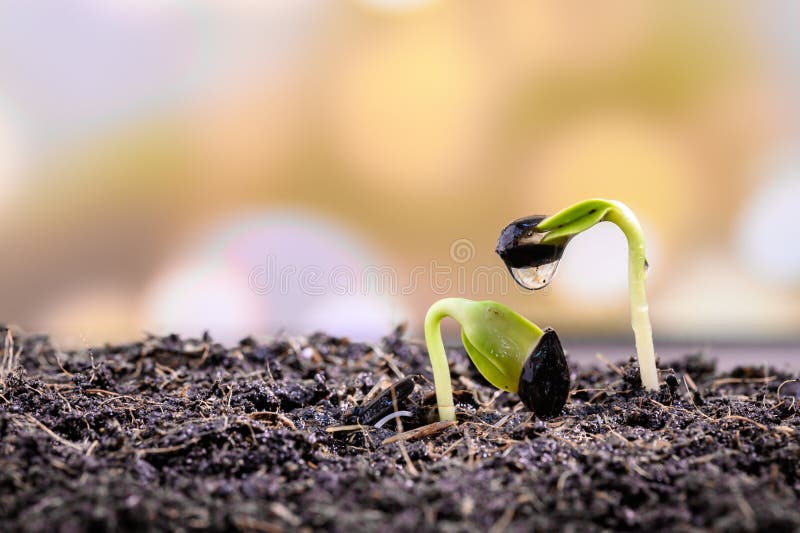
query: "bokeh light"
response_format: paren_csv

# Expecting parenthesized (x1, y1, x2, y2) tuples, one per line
(0, 100, 25, 216)
(0, 1, 797, 350)
(141, 211, 405, 343)
(326, 14, 491, 193)
(736, 148, 800, 285)
(554, 219, 662, 305)
(352, 0, 438, 14)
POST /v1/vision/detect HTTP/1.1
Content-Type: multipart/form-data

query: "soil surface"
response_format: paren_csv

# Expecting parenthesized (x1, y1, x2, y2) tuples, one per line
(1, 325, 799, 532)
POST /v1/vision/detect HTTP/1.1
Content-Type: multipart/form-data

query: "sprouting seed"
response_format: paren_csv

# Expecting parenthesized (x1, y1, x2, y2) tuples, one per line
(496, 215, 571, 290)
(496, 199, 659, 391)
(424, 298, 570, 421)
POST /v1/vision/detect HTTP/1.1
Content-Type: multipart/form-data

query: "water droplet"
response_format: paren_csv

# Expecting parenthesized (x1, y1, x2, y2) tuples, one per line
(509, 260, 562, 290)
(496, 214, 570, 290)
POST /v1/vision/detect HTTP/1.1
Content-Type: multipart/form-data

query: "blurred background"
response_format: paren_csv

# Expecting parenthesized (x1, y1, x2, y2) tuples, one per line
(1, 1, 799, 357)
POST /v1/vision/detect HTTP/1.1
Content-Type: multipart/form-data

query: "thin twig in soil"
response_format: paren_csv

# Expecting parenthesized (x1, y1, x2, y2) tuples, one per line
(556, 470, 573, 493)
(98, 395, 152, 407)
(373, 345, 405, 380)
(268, 503, 301, 527)
(16, 414, 84, 452)
(712, 376, 777, 386)
(361, 375, 393, 404)
(489, 504, 517, 533)
(608, 428, 632, 446)
(1, 329, 21, 380)
(85, 440, 98, 457)
(440, 436, 466, 458)
(628, 461, 652, 479)
(549, 434, 578, 448)
(2, 330, 11, 371)
(713, 415, 769, 432)
(391, 383, 419, 476)
(88, 352, 96, 384)
(492, 413, 513, 429)
(648, 398, 673, 411)
(683, 373, 698, 391)
(193, 344, 211, 368)
(53, 351, 74, 377)
(248, 411, 297, 431)
(381, 420, 456, 446)
(136, 437, 202, 455)
(55, 391, 73, 413)
(595, 353, 624, 376)
(588, 390, 608, 404)
(325, 424, 365, 433)
(478, 389, 505, 409)
(225, 384, 234, 409)
(459, 375, 503, 407)
(572, 387, 630, 394)
(230, 515, 284, 533)
(83, 388, 120, 397)
(24, 384, 44, 397)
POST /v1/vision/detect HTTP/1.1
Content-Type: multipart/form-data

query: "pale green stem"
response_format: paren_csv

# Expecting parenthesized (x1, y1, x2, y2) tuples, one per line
(424, 298, 467, 421)
(604, 202, 659, 390)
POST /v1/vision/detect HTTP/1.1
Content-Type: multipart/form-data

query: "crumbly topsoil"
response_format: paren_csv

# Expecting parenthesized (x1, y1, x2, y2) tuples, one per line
(1, 325, 798, 532)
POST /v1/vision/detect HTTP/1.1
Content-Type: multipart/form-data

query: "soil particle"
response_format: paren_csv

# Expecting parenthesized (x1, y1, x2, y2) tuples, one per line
(1, 324, 799, 532)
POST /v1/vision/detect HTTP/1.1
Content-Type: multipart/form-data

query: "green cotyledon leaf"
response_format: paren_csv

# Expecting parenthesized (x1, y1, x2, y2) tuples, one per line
(457, 300, 543, 392)
(535, 198, 614, 243)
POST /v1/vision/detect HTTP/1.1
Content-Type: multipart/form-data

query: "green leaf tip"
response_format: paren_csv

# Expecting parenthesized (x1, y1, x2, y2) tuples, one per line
(535, 198, 615, 243)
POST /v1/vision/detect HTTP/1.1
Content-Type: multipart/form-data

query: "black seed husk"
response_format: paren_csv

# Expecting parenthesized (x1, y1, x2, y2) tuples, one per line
(350, 375, 416, 424)
(518, 328, 570, 417)
(495, 216, 570, 269)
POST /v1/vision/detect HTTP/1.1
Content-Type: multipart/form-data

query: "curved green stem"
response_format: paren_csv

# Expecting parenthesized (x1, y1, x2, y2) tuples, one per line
(538, 199, 659, 391)
(599, 202, 658, 390)
(424, 298, 467, 421)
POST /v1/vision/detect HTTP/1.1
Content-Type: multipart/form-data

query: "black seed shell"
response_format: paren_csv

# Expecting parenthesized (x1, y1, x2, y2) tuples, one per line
(350, 376, 416, 425)
(496, 216, 547, 255)
(495, 215, 570, 270)
(518, 329, 570, 417)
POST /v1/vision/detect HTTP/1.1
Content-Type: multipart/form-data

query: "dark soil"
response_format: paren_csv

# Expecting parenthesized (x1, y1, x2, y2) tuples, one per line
(1, 325, 799, 532)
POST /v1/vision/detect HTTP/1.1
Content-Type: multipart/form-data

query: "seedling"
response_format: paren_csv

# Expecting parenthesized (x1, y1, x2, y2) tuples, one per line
(424, 298, 570, 421)
(496, 198, 659, 390)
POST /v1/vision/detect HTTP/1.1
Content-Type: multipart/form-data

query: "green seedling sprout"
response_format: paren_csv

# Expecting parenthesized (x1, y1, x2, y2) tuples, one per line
(496, 198, 658, 391)
(424, 298, 570, 421)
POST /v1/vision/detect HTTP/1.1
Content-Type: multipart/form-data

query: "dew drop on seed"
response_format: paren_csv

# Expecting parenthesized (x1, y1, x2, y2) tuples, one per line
(508, 260, 561, 290)
(496, 216, 570, 290)
(497, 240, 567, 290)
